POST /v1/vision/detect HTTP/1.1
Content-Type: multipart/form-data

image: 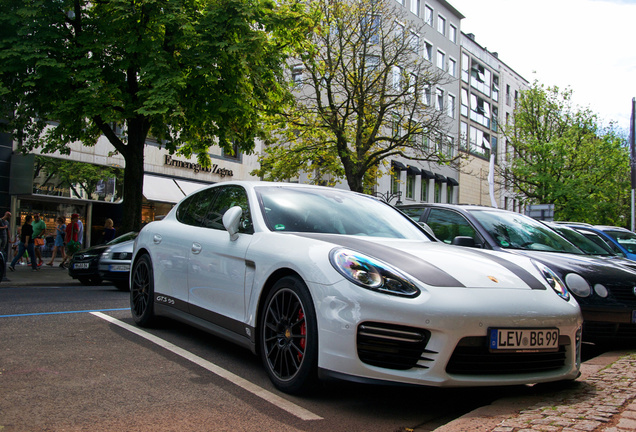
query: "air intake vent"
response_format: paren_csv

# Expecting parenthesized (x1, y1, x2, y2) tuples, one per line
(357, 322, 433, 370)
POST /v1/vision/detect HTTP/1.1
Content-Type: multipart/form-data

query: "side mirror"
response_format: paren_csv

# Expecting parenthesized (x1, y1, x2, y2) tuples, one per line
(223, 206, 243, 241)
(452, 236, 476, 247)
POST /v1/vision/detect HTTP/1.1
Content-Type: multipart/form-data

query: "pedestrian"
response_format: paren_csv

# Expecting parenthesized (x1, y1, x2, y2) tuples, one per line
(75, 214, 84, 247)
(0, 211, 10, 259)
(60, 214, 80, 269)
(102, 218, 116, 243)
(32, 212, 47, 267)
(8, 214, 38, 271)
(46, 216, 66, 266)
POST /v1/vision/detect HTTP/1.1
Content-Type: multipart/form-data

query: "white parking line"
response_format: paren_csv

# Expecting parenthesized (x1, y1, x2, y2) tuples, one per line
(91, 312, 322, 421)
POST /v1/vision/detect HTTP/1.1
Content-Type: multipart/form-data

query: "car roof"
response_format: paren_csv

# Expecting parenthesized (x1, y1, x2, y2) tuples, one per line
(398, 203, 504, 213)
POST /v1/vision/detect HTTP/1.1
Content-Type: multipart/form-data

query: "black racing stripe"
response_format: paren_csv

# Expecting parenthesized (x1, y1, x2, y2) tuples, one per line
(459, 248, 546, 290)
(292, 233, 465, 287)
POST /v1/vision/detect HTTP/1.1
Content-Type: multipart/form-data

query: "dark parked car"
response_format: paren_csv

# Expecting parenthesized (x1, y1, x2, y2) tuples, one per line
(69, 232, 137, 290)
(399, 203, 636, 343)
(560, 224, 636, 261)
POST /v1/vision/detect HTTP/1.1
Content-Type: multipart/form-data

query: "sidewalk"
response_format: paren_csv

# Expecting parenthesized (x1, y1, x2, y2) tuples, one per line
(2, 257, 80, 287)
(429, 351, 636, 432)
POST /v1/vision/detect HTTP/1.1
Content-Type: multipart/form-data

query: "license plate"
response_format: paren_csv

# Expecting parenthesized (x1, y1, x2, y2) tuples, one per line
(109, 264, 130, 272)
(489, 328, 559, 352)
(73, 262, 89, 269)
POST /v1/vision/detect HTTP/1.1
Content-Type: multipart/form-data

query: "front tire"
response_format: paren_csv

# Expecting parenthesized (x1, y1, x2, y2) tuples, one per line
(259, 276, 318, 394)
(130, 254, 156, 327)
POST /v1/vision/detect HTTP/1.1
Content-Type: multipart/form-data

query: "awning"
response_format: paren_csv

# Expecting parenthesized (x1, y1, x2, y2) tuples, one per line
(435, 173, 447, 182)
(447, 177, 459, 186)
(175, 179, 209, 196)
(421, 170, 435, 179)
(407, 165, 421, 175)
(392, 161, 407, 171)
(143, 175, 186, 204)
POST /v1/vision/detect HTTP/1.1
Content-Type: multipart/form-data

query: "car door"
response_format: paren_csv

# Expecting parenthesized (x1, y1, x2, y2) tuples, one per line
(152, 187, 218, 304)
(423, 208, 484, 247)
(187, 185, 254, 328)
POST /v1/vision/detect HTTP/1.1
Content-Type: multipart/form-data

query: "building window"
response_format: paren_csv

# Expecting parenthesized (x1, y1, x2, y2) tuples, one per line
(410, 0, 420, 16)
(391, 168, 400, 195)
(395, 0, 404, 5)
(436, 49, 445, 70)
(424, 5, 433, 26)
(470, 62, 491, 96)
(434, 181, 442, 203)
(420, 178, 428, 202)
(437, 14, 446, 36)
(423, 41, 433, 62)
(406, 172, 415, 199)
(291, 65, 303, 86)
(460, 121, 468, 151)
(470, 93, 491, 128)
(448, 57, 457, 77)
(447, 184, 453, 203)
(392, 65, 402, 90)
(447, 93, 455, 118)
(435, 88, 444, 111)
(469, 126, 491, 158)
(461, 53, 469, 83)
(422, 84, 431, 106)
(365, 55, 380, 72)
(409, 31, 420, 54)
(460, 88, 469, 117)
(364, 14, 381, 45)
(449, 24, 457, 43)
(223, 141, 241, 160)
(492, 76, 499, 102)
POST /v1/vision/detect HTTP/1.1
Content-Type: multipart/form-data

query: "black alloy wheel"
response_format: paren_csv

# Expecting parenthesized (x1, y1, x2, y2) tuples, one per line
(130, 254, 155, 327)
(260, 276, 318, 394)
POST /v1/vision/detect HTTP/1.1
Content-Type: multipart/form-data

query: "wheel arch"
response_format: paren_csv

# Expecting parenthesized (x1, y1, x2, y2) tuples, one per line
(254, 268, 306, 356)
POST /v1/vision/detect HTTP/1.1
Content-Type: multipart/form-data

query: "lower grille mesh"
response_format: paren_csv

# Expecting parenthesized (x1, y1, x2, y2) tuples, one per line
(357, 322, 433, 370)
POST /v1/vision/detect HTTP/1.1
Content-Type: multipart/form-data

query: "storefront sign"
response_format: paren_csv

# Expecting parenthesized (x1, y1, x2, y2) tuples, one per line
(164, 155, 233, 177)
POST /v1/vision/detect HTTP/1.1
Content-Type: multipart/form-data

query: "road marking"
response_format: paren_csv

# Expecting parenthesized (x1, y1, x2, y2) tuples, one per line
(91, 311, 323, 422)
(0, 308, 128, 318)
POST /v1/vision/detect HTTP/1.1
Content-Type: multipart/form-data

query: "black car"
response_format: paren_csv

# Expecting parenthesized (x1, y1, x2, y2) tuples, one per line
(68, 232, 137, 290)
(398, 203, 636, 343)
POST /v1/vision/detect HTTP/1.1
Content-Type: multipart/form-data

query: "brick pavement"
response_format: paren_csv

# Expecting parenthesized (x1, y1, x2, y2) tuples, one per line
(433, 352, 636, 432)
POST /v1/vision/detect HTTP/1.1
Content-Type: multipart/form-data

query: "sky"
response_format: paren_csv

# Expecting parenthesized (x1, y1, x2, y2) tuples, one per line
(449, 0, 636, 133)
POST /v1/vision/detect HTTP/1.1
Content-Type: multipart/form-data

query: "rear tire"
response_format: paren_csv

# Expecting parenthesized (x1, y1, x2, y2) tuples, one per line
(130, 254, 156, 327)
(259, 276, 318, 394)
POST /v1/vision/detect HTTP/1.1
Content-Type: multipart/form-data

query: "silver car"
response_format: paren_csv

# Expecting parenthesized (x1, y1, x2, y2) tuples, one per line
(97, 231, 138, 291)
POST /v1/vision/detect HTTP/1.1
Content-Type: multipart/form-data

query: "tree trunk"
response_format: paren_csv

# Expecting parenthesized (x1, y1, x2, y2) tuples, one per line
(119, 118, 147, 234)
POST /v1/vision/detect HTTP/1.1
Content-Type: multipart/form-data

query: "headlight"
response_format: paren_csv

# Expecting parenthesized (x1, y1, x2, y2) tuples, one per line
(330, 248, 420, 297)
(565, 273, 591, 298)
(533, 261, 570, 301)
(101, 248, 113, 260)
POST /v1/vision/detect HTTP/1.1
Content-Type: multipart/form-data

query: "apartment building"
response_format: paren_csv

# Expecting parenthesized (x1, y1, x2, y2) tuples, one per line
(458, 31, 529, 208)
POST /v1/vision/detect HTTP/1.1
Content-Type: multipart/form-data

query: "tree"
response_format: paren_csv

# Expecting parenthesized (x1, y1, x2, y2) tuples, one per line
(254, 0, 457, 194)
(0, 0, 311, 232)
(500, 82, 630, 225)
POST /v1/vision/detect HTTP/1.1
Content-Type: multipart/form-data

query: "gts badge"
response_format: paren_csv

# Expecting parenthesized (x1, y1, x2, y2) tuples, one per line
(156, 295, 175, 305)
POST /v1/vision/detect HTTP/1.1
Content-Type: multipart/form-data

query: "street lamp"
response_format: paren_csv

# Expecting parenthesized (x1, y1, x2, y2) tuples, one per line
(373, 191, 403, 206)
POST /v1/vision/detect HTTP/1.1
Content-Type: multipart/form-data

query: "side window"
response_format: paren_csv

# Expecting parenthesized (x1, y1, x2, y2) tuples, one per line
(177, 188, 217, 227)
(203, 186, 253, 234)
(425, 208, 477, 244)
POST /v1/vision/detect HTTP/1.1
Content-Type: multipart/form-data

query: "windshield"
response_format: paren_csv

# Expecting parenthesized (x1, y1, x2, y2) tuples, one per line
(107, 231, 138, 245)
(470, 210, 583, 254)
(256, 186, 430, 240)
(551, 225, 614, 256)
(604, 230, 636, 254)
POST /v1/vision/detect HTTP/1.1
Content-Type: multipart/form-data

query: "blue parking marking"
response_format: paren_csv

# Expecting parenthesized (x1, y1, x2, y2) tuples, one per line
(0, 308, 128, 318)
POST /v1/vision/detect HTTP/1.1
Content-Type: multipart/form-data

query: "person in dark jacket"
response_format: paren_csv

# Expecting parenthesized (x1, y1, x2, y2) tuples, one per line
(8, 214, 38, 271)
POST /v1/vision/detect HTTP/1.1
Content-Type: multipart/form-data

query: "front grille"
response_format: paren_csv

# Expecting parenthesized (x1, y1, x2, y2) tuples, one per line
(606, 283, 636, 305)
(446, 337, 567, 375)
(583, 322, 636, 341)
(357, 322, 434, 370)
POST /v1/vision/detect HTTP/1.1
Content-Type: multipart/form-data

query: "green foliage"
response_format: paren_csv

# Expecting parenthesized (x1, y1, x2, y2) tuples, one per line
(255, 0, 457, 193)
(501, 82, 630, 226)
(0, 0, 311, 231)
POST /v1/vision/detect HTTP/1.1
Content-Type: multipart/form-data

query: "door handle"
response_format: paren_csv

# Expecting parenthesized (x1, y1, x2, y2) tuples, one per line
(153, 234, 162, 244)
(191, 243, 202, 254)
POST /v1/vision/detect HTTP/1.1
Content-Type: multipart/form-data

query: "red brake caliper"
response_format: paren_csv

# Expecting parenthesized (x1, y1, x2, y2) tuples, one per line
(298, 310, 306, 361)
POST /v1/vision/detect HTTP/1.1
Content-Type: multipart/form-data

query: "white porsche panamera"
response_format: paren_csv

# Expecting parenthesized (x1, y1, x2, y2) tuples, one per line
(130, 182, 582, 394)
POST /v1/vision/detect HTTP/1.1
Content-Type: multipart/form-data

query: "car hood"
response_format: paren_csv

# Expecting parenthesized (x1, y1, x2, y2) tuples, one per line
(294, 233, 548, 290)
(510, 250, 636, 284)
(74, 244, 109, 258)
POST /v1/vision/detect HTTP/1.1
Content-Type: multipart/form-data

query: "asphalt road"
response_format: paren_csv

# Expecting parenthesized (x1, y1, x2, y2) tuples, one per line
(0, 283, 611, 432)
